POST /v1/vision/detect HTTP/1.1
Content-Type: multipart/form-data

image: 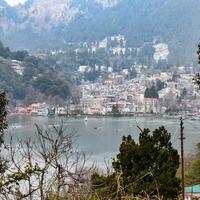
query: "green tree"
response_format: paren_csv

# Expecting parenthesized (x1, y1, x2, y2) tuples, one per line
(185, 143, 200, 186)
(186, 160, 200, 186)
(33, 75, 70, 99)
(84, 70, 101, 82)
(0, 41, 10, 58)
(156, 79, 165, 91)
(172, 73, 181, 82)
(111, 104, 121, 117)
(129, 68, 137, 79)
(198, 42, 200, 64)
(194, 43, 200, 88)
(11, 50, 28, 61)
(91, 126, 180, 199)
(144, 85, 159, 98)
(155, 60, 168, 70)
(0, 92, 8, 173)
(137, 44, 155, 66)
(181, 87, 187, 98)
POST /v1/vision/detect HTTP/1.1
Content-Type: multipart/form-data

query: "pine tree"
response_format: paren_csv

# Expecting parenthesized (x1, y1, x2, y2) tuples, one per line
(112, 126, 180, 199)
(91, 126, 180, 199)
(194, 43, 200, 88)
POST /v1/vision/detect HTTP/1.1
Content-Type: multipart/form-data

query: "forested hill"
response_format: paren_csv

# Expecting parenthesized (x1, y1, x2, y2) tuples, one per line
(1, 0, 200, 64)
(0, 41, 71, 105)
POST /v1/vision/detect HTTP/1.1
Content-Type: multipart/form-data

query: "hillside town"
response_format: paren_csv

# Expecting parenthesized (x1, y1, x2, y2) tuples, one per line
(79, 70, 196, 115)
(4, 35, 199, 118)
(11, 63, 200, 119)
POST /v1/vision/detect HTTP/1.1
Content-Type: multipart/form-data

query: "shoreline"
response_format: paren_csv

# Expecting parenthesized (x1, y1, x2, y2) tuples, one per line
(7, 112, 198, 121)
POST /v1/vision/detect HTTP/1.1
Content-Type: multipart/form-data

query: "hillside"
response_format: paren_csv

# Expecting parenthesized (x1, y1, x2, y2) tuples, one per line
(0, 41, 71, 105)
(0, 0, 200, 64)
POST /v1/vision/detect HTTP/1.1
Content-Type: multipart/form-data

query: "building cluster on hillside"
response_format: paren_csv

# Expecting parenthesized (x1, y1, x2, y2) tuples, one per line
(89, 35, 127, 55)
(11, 60, 24, 76)
(80, 81, 159, 115)
(11, 63, 200, 117)
(80, 35, 170, 62)
(153, 43, 169, 62)
(78, 67, 200, 116)
(9, 37, 200, 118)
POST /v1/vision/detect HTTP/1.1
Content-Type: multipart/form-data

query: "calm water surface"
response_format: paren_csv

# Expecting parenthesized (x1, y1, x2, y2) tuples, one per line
(5, 116, 200, 166)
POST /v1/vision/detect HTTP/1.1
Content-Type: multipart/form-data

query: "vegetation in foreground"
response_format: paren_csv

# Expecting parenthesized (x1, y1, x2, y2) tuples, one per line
(91, 127, 180, 199)
(2, 43, 200, 198)
(0, 91, 181, 199)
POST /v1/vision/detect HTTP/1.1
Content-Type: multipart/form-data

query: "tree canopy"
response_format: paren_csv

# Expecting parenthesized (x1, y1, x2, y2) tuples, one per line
(91, 126, 180, 199)
(0, 92, 7, 134)
(0, 41, 71, 104)
(0, 92, 7, 173)
(194, 43, 200, 88)
(144, 85, 159, 98)
(185, 143, 200, 186)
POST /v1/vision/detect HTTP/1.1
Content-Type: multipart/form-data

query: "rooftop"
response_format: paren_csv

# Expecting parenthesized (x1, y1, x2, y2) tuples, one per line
(185, 184, 200, 193)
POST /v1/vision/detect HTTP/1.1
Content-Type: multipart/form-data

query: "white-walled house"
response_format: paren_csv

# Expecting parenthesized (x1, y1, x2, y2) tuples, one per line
(185, 184, 200, 200)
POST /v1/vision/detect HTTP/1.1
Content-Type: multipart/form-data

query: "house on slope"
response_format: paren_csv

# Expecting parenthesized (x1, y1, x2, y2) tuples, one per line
(185, 184, 200, 200)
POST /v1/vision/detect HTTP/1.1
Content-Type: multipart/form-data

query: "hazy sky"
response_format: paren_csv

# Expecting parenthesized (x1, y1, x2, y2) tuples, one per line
(5, 0, 27, 6)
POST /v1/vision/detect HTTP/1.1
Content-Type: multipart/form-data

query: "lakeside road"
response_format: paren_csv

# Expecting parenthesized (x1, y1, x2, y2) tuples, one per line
(5, 115, 200, 166)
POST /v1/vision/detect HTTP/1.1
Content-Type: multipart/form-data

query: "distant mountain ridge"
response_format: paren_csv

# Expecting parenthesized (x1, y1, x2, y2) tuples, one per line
(0, 0, 200, 64)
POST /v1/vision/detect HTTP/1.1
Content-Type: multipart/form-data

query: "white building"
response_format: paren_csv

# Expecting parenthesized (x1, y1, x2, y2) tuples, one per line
(99, 38, 108, 48)
(153, 43, 169, 62)
(11, 60, 24, 75)
(78, 65, 88, 73)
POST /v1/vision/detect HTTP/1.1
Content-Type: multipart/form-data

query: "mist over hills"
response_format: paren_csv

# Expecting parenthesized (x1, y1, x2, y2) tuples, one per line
(0, 0, 200, 64)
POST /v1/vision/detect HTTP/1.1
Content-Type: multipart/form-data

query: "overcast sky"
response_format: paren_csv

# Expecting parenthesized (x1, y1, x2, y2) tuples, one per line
(5, 0, 27, 6)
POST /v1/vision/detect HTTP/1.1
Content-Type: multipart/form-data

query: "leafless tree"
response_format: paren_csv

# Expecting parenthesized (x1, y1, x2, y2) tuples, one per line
(0, 123, 94, 200)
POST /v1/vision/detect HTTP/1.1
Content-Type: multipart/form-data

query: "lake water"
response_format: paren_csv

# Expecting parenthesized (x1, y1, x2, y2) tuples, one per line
(5, 115, 200, 167)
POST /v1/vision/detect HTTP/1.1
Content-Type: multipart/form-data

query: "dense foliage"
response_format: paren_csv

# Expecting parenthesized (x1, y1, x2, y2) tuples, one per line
(194, 43, 200, 89)
(144, 80, 165, 98)
(91, 126, 180, 199)
(0, 41, 28, 61)
(0, 92, 7, 173)
(0, 42, 71, 105)
(185, 143, 200, 186)
(111, 104, 121, 117)
(187, 44, 200, 185)
(33, 75, 70, 99)
(48, 47, 138, 71)
(144, 85, 159, 98)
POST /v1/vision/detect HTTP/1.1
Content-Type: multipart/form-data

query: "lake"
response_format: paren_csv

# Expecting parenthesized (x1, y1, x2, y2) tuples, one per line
(5, 115, 200, 167)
